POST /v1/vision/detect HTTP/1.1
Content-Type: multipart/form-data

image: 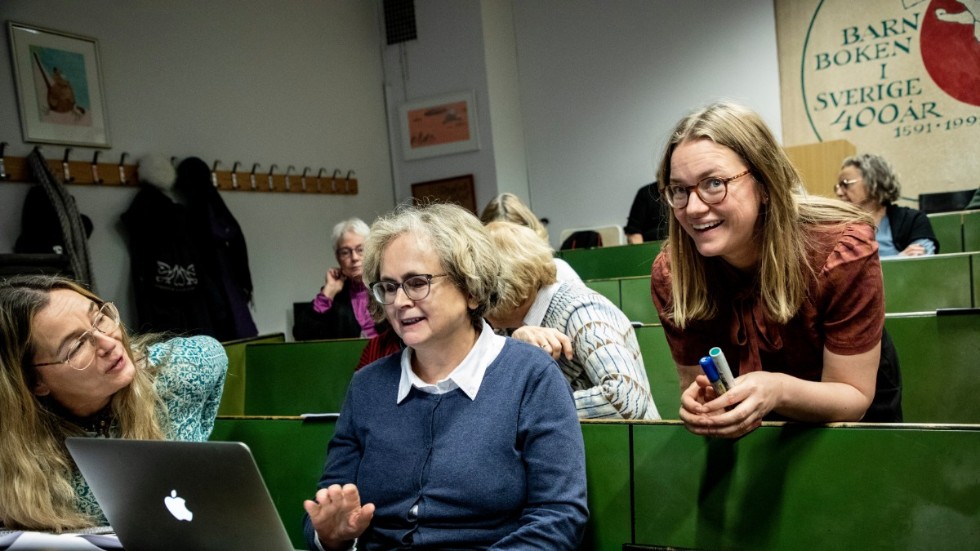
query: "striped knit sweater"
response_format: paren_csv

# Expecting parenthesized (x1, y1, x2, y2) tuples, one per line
(542, 282, 660, 419)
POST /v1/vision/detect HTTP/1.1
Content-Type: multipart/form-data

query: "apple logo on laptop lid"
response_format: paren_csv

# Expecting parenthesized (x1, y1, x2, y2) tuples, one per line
(164, 490, 194, 521)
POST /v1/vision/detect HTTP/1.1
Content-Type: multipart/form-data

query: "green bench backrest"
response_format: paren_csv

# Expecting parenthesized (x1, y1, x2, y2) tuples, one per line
(886, 312, 980, 423)
(965, 210, 980, 252)
(558, 242, 660, 280)
(219, 333, 286, 416)
(212, 418, 980, 551)
(243, 339, 367, 415)
(928, 211, 964, 253)
(881, 252, 977, 312)
(634, 325, 679, 419)
(211, 417, 334, 549)
(635, 313, 980, 424)
(629, 421, 980, 550)
(584, 278, 621, 308)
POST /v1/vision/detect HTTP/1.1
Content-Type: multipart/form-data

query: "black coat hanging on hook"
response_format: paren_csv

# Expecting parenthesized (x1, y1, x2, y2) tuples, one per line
(174, 156, 258, 341)
(121, 154, 215, 336)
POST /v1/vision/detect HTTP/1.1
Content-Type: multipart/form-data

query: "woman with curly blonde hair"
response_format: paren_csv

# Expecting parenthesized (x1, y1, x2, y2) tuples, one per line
(0, 275, 226, 531)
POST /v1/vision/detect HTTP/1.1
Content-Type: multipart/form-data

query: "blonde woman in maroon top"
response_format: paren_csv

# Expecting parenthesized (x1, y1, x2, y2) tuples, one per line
(650, 102, 902, 439)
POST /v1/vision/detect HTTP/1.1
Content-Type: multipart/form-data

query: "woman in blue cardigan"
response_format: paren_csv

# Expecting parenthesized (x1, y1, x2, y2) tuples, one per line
(302, 203, 588, 550)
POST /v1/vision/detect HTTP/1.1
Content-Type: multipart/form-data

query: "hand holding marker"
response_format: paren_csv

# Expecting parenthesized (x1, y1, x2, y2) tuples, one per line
(699, 347, 735, 395)
(708, 347, 735, 390)
(698, 356, 728, 396)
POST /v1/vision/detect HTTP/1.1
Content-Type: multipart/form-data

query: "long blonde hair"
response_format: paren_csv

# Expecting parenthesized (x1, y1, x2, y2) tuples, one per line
(0, 275, 167, 531)
(657, 102, 872, 327)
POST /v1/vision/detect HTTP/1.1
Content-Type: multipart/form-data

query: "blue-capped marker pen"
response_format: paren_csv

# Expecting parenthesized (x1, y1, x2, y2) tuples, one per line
(699, 356, 728, 396)
(709, 347, 735, 390)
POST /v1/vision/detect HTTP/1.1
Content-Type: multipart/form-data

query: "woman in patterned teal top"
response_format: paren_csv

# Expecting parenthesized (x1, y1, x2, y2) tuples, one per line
(0, 275, 227, 532)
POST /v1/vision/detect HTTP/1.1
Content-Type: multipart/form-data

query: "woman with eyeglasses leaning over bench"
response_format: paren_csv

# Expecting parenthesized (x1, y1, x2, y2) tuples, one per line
(0, 275, 227, 531)
(302, 203, 587, 550)
(650, 101, 902, 439)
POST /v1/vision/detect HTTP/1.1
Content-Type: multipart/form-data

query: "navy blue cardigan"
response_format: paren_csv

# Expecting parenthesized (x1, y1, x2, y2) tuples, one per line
(303, 339, 588, 550)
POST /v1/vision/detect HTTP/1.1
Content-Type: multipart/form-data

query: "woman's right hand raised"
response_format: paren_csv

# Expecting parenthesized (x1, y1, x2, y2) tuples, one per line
(303, 484, 375, 550)
(321, 268, 345, 299)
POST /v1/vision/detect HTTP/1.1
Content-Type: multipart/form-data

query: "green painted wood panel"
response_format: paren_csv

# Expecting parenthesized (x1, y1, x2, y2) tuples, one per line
(580, 423, 632, 551)
(635, 325, 680, 420)
(619, 276, 659, 324)
(211, 417, 335, 549)
(881, 253, 975, 312)
(928, 211, 963, 253)
(632, 422, 980, 550)
(585, 278, 622, 308)
(560, 242, 660, 279)
(218, 333, 285, 416)
(964, 210, 980, 252)
(886, 312, 980, 423)
(243, 339, 367, 415)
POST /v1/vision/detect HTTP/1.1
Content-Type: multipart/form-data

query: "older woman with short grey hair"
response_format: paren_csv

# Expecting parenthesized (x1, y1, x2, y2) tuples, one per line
(837, 153, 938, 256)
(293, 217, 376, 340)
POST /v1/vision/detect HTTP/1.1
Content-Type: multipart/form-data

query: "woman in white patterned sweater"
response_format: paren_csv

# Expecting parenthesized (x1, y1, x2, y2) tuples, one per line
(485, 221, 660, 420)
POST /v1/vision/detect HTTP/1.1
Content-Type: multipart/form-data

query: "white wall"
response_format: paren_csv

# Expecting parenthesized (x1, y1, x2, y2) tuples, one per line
(377, 0, 781, 247)
(0, 1, 395, 337)
(2, 0, 784, 336)
(512, 0, 782, 247)
(380, 0, 500, 211)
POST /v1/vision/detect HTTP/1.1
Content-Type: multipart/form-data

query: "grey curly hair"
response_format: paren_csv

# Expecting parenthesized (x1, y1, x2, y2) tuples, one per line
(841, 153, 901, 206)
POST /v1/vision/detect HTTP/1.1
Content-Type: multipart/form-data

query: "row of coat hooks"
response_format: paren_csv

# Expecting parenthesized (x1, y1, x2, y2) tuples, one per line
(0, 142, 358, 195)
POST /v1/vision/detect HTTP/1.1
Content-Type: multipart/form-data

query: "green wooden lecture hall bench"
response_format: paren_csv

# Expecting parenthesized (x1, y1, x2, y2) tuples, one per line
(221, 310, 979, 424)
(210, 417, 980, 550)
(586, 251, 980, 324)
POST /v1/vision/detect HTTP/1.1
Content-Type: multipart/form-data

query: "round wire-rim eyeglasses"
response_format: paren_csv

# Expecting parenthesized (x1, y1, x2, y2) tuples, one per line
(33, 302, 120, 371)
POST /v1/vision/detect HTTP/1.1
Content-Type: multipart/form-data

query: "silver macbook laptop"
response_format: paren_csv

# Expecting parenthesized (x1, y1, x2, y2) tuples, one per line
(65, 438, 295, 551)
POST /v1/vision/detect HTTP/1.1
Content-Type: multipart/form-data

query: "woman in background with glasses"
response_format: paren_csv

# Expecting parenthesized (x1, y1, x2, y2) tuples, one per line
(836, 153, 938, 257)
(0, 275, 227, 531)
(293, 217, 379, 341)
(650, 101, 902, 439)
(302, 203, 587, 550)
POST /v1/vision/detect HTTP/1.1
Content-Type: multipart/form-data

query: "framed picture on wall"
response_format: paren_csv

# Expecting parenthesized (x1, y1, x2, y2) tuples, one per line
(7, 21, 111, 148)
(399, 90, 480, 161)
(411, 174, 477, 214)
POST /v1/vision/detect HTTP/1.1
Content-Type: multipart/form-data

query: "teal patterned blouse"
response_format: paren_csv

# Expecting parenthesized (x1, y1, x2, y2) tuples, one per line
(71, 335, 228, 524)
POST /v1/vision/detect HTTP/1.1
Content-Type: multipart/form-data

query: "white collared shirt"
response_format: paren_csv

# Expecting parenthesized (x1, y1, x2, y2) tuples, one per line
(396, 319, 506, 403)
(523, 282, 560, 327)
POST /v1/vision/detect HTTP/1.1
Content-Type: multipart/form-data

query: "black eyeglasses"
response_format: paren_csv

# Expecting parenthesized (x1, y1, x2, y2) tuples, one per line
(337, 246, 364, 260)
(371, 274, 448, 305)
(33, 302, 120, 371)
(835, 178, 860, 191)
(663, 169, 751, 209)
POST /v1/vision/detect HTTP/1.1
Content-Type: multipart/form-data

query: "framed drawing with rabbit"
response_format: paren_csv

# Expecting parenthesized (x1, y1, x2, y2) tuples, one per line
(8, 21, 111, 148)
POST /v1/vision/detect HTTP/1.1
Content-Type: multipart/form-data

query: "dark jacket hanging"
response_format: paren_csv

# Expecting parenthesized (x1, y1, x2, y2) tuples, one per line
(121, 183, 216, 336)
(174, 157, 258, 341)
(14, 148, 96, 287)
